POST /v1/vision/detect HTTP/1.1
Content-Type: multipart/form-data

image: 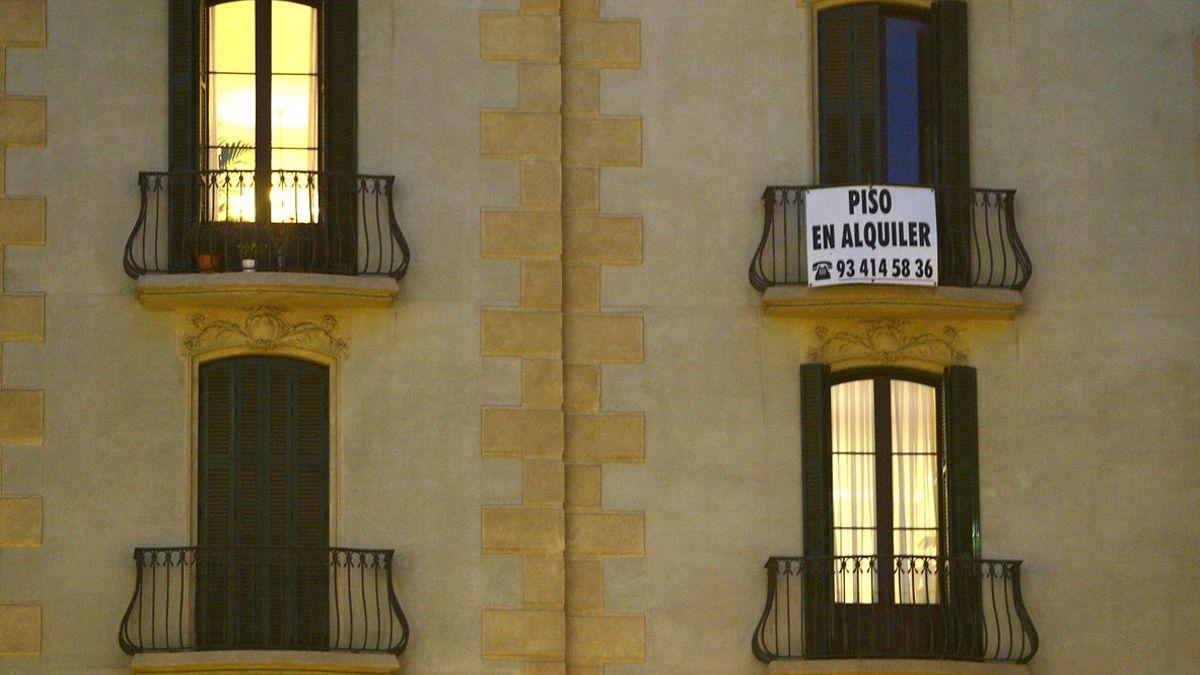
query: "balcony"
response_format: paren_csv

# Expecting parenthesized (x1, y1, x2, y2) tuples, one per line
(124, 171, 410, 309)
(119, 546, 409, 672)
(749, 187, 1031, 319)
(751, 555, 1038, 673)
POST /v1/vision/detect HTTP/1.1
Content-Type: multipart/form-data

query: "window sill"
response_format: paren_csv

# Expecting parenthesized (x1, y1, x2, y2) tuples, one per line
(134, 272, 399, 310)
(130, 651, 399, 674)
(761, 284, 1022, 320)
(767, 659, 1030, 675)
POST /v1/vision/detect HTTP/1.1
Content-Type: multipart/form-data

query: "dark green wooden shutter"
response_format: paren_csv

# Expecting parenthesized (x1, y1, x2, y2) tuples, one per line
(932, 0, 969, 187)
(198, 356, 330, 649)
(323, 1, 357, 176)
(941, 365, 979, 558)
(167, 0, 202, 269)
(799, 363, 833, 656)
(818, 4, 881, 184)
(932, 1, 970, 285)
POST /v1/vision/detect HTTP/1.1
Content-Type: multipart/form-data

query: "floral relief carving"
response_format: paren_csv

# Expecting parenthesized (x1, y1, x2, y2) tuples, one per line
(184, 307, 348, 358)
(807, 319, 966, 366)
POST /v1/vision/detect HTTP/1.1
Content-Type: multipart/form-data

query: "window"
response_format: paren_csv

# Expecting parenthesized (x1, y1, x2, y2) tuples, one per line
(167, 0, 357, 270)
(197, 356, 330, 648)
(799, 363, 980, 655)
(816, 1, 969, 186)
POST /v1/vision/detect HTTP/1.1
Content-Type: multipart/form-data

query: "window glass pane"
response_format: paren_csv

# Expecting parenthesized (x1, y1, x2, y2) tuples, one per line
(890, 379, 939, 604)
(208, 74, 256, 167)
(210, 0, 255, 73)
(271, 1, 318, 74)
(270, 75, 319, 151)
(883, 15, 923, 183)
(832, 379, 877, 603)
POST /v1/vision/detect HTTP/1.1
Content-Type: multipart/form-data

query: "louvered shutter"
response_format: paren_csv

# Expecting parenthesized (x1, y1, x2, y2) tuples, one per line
(167, 0, 202, 270)
(323, 0, 358, 273)
(818, 4, 881, 184)
(940, 365, 979, 558)
(198, 357, 329, 649)
(933, 1, 971, 285)
(799, 363, 833, 656)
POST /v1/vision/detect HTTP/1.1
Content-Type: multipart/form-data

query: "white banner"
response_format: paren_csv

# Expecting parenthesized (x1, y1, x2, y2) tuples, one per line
(805, 185, 938, 287)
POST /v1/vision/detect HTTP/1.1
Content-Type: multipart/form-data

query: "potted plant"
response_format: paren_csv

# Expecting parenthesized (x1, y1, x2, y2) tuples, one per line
(238, 242, 259, 272)
(191, 223, 222, 272)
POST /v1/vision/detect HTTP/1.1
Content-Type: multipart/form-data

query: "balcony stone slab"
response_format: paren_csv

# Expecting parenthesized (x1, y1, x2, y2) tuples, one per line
(761, 285, 1022, 321)
(767, 659, 1030, 675)
(130, 651, 399, 673)
(134, 272, 398, 310)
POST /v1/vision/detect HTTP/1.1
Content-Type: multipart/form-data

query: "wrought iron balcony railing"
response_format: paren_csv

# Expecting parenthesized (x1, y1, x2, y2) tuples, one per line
(118, 546, 409, 656)
(751, 555, 1038, 664)
(123, 170, 410, 279)
(749, 186, 1031, 292)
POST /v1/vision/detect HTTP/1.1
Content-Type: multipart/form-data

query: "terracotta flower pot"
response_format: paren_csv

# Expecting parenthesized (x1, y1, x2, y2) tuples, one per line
(196, 253, 219, 272)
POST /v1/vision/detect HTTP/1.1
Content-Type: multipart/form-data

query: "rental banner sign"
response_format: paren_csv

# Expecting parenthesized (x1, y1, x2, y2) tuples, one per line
(805, 185, 938, 287)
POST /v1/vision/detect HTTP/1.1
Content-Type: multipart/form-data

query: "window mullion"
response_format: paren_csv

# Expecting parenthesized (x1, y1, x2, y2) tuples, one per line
(873, 376, 894, 607)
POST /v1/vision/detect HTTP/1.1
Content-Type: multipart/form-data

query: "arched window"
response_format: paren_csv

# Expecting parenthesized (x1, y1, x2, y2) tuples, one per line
(196, 355, 330, 648)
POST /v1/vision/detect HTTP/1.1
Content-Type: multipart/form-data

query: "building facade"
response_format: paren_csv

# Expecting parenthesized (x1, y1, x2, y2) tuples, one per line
(0, 1, 1197, 674)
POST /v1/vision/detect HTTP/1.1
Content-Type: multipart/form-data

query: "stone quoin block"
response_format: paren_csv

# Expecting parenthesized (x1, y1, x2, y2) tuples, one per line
(563, 115, 641, 167)
(524, 459, 566, 506)
(565, 313, 643, 364)
(520, 0, 561, 15)
(483, 506, 565, 555)
(566, 511, 645, 558)
(0, 389, 43, 445)
(482, 608, 566, 659)
(482, 209, 562, 259)
(563, 0, 600, 19)
(563, 19, 641, 69)
(566, 413, 644, 463)
(562, 68, 600, 114)
(565, 215, 643, 265)
(564, 463, 602, 509)
(482, 309, 563, 358)
(562, 165, 599, 213)
(563, 365, 600, 412)
(0, 604, 41, 656)
(0, 97, 46, 147)
(482, 110, 562, 159)
(563, 265, 600, 313)
(520, 160, 563, 209)
(0, 496, 42, 547)
(482, 407, 564, 459)
(0, 0, 45, 47)
(524, 554, 566, 607)
(565, 560, 604, 613)
(522, 260, 564, 309)
(523, 359, 564, 408)
(566, 613, 645, 664)
(0, 293, 44, 342)
(480, 12, 560, 63)
(520, 63, 563, 112)
(0, 197, 45, 245)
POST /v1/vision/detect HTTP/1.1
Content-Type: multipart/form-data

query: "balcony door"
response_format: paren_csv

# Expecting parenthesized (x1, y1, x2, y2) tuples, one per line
(197, 355, 330, 649)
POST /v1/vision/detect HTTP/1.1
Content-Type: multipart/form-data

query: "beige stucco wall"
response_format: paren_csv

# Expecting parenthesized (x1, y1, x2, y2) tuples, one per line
(0, 1, 1196, 674)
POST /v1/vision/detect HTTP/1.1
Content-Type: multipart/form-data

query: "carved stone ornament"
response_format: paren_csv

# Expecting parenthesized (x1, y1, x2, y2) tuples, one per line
(807, 319, 967, 366)
(184, 307, 348, 358)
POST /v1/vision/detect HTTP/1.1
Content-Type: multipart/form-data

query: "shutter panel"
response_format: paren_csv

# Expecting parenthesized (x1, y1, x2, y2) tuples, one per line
(292, 362, 330, 649)
(800, 363, 833, 657)
(941, 365, 979, 558)
(323, 1, 358, 273)
(932, 0, 969, 186)
(932, 1, 970, 285)
(818, 4, 881, 184)
(168, 0, 202, 270)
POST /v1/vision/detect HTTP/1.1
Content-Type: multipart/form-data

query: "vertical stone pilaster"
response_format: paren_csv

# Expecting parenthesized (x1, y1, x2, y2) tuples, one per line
(560, 2, 645, 672)
(0, 0, 46, 659)
(483, 1, 643, 671)
(481, 1, 568, 671)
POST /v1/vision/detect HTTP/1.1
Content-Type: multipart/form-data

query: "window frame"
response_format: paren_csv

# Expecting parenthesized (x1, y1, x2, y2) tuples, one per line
(809, 0, 969, 187)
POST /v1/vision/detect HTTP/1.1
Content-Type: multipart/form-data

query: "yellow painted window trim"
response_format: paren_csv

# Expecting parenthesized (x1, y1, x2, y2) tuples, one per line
(187, 346, 343, 547)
